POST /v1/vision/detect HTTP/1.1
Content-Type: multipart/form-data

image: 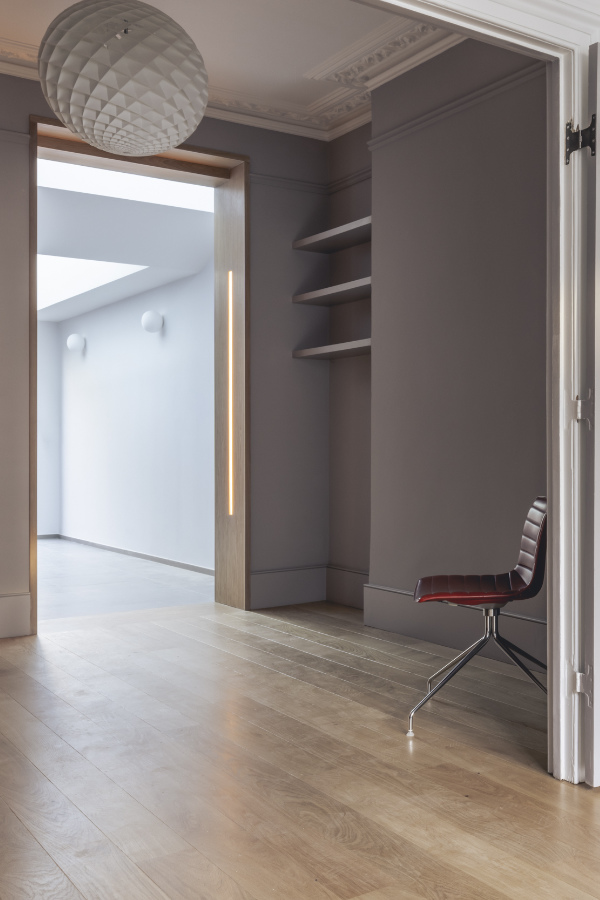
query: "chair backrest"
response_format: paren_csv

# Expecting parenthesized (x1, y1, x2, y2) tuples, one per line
(513, 496, 547, 598)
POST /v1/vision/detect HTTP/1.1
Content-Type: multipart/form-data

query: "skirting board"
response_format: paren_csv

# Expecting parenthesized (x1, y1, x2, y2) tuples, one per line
(364, 584, 546, 667)
(326, 567, 367, 609)
(250, 566, 326, 609)
(53, 535, 214, 575)
(0, 593, 32, 638)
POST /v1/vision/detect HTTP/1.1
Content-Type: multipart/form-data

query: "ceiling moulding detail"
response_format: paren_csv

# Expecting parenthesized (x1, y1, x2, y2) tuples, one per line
(0, 36, 38, 80)
(202, 105, 331, 141)
(0, 20, 462, 141)
(304, 20, 463, 90)
(363, 33, 466, 91)
(206, 20, 461, 140)
(306, 84, 357, 116)
(314, 91, 371, 126)
(207, 87, 326, 128)
(206, 86, 373, 141)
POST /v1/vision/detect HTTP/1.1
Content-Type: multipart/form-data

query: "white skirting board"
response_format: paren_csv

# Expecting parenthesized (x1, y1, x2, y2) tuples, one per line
(54, 535, 215, 575)
(0, 593, 31, 638)
(250, 567, 326, 609)
(363, 584, 546, 666)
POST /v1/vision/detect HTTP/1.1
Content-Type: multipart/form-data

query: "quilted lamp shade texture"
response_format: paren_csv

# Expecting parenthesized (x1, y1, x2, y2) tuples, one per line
(38, 0, 209, 157)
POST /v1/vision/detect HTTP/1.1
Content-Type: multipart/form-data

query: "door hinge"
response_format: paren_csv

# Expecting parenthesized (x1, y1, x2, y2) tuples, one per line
(566, 114, 596, 164)
(575, 666, 593, 707)
(575, 389, 594, 429)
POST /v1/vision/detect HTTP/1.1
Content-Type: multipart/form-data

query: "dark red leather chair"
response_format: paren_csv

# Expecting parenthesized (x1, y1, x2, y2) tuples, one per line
(406, 496, 547, 737)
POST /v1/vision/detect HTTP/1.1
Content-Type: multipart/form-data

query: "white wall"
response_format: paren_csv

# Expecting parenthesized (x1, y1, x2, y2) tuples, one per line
(38, 189, 213, 322)
(39, 267, 215, 569)
(37, 321, 62, 535)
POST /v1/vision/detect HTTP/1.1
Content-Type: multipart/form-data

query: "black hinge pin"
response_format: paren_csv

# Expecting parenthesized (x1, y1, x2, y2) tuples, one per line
(566, 114, 596, 164)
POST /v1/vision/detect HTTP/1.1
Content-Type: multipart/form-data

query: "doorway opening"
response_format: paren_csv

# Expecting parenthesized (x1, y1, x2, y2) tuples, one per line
(36, 157, 216, 621)
(29, 118, 251, 631)
(286, 34, 551, 773)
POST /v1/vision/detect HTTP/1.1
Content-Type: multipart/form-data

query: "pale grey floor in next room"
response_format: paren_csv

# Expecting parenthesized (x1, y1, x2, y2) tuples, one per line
(37, 539, 215, 620)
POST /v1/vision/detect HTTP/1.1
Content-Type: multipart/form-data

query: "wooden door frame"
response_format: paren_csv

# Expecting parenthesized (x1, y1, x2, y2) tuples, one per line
(29, 115, 251, 631)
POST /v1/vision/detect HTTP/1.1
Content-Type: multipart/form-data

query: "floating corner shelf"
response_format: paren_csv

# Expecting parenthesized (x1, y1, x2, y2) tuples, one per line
(292, 216, 372, 254)
(293, 277, 371, 307)
(292, 338, 371, 360)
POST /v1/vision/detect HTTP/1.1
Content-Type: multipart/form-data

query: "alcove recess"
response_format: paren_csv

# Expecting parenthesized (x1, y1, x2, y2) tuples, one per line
(292, 209, 372, 610)
(291, 216, 372, 359)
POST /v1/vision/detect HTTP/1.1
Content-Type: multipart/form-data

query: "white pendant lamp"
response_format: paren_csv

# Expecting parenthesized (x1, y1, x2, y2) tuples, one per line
(38, 0, 209, 157)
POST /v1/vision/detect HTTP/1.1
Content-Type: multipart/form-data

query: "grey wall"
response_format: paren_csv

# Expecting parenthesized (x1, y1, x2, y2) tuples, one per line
(326, 124, 372, 608)
(0, 40, 548, 638)
(365, 41, 548, 662)
(249, 180, 331, 607)
(37, 322, 62, 536)
(0, 124, 31, 636)
(0, 73, 331, 629)
(171, 111, 333, 609)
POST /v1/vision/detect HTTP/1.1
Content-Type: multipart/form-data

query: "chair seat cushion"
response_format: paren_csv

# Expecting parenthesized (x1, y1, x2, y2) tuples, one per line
(415, 572, 528, 606)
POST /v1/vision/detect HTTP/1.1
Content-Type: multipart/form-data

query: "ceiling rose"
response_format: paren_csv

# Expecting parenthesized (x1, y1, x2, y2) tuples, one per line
(38, 0, 209, 157)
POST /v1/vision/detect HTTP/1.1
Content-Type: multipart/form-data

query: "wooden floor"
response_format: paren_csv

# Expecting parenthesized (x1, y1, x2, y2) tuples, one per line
(0, 601, 597, 900)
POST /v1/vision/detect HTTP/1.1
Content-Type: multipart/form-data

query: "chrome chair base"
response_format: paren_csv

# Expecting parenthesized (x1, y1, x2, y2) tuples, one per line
(406, 608, 546, 737)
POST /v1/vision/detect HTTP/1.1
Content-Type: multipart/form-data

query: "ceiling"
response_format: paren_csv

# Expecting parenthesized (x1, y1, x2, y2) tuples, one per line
(0, 0, 462, 140)
(37, 187, 214, 322)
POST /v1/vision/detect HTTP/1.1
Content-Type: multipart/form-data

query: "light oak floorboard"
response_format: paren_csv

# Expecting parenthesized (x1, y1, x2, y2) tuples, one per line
(0, 603, 595, 898)
(0, 793, 84, 900)
(155, 613, 548, 726)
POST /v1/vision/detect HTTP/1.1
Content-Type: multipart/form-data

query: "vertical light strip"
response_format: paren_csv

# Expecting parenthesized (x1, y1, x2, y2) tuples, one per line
(228, 270, 234, 515)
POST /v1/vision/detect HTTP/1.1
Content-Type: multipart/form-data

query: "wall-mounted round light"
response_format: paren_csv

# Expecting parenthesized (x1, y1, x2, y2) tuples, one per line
(38, 0, 209, 157)
(66, 333, 86, 352)
(141, 311, 163, 333)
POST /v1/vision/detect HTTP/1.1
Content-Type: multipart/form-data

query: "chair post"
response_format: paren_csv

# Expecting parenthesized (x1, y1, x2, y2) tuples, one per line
(407, 609, 492, 737)
(491, 613, 548, 694)
(407, 607, 548, 737)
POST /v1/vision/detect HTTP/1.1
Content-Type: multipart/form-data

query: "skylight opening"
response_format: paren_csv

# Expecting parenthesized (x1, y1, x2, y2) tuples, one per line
(37, 255, 147, 309)
(37, 159, 215, 212)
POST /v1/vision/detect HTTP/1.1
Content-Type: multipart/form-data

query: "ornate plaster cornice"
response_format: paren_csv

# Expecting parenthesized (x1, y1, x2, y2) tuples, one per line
(0, 37, 37, 66)
(0, 18, 461, 141)
(317, 90, 372, 125)
(205, 19, 456, 139)
(0, 36, 38, 80)
(206, 88, 326, 128)
(305, 21, 439, 87)
(300, 19, 464, 136)
(208, 87, 371, 128)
